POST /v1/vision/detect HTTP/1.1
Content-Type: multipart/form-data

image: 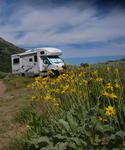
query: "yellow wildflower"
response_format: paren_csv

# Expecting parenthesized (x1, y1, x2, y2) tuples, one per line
(52, 89, 60, 93)
(96, 77, 103, 82)
(44, 94, 52, 101)
(114, 68, 119, 74)
(102, 91, 110, 97)
(105, 82, 113, 91)
(92, 70, 98, 76)
(98, 116, 108, 122)
(89, 77, 93, 81)
(114, 83, 121, 89)
(80, 80, 88, 85)
(27, 84, 31, 88)
(26, 124, 31, 129)
(102, 91, 117, 100)
(98, 116, 103, 121)
(35, 76, 43, 82)
(79, 71, 85, 77)
(54, 102, 60, 107)
(103, 118, 108, 122)
(32, 95, 37, 100)
(105, 106, 116, 116)
(61, 84, 70, 94)
(108, 93, 117, 99)
(70, 88, 76, 93)
(106, 66, 110, 72)
(47, 69, 53, 74)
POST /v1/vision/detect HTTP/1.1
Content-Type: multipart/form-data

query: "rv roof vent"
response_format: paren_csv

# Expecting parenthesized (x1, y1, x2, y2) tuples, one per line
(40, 51, 45, 55)
(26, 49, 36, 52)
(26, 49, 32, 52)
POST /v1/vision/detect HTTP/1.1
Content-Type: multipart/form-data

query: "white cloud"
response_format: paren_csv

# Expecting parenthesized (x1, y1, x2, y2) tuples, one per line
(0, 4, 125, 57)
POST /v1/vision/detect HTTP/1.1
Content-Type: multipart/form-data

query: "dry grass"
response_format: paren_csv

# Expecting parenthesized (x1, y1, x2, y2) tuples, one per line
(0, 76, 33, 150)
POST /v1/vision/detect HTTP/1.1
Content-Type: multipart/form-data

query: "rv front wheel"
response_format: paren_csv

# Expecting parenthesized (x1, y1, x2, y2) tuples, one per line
(49, 70, 59, 78)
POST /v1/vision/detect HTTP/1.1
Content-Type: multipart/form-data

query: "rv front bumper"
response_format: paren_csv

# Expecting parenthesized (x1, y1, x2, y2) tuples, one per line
(58, 66, 66, 74)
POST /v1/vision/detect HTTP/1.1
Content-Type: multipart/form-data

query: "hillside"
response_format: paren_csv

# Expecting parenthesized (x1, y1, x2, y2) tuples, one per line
(106, 58, 125, 64)
(0, 37, 25, 72)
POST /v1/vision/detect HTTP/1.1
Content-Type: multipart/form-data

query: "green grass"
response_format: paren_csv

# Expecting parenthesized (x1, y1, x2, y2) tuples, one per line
(0, 71, 8, 79)
(3, 75, 34, 89)
(14, 106, 36, 124)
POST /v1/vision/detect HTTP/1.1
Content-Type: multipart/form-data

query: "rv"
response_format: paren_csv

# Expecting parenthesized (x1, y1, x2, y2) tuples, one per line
(11, 47, 65, 77)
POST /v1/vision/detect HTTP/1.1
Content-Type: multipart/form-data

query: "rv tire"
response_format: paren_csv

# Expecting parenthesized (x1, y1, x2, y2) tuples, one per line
(21, 73, 25, 77)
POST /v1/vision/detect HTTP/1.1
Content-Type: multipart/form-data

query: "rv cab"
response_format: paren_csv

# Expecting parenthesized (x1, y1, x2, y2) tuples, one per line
(41, 56, 64, 69)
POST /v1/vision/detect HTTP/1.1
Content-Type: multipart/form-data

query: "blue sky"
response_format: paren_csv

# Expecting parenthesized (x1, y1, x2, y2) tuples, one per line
(0, 0, 125, 59)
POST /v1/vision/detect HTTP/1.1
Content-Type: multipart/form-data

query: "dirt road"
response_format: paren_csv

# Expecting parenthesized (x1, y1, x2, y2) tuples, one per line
(0, 81, 6, 96)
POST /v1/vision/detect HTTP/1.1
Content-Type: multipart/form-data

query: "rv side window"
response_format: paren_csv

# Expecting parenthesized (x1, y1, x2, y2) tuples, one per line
(40, 51, 44, 55)
(13, 58, 19, 64)
(29, 58, 33, 62)
(34, 55, 37, 62)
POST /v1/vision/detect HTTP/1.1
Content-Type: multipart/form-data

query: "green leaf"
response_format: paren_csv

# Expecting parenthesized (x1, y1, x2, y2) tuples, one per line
(67, 141, 77, 149)
(115, 130, 125, 139)
(96, 123, 114, 133)
(70, 137, 82, 146)
(122, 104, 125, 115)
(83, 129, 92, 137)
(110, 134, 116, 140)
(66, 112, 78, 133)
(94, 135, 101, 144)
(53, 134, 67, 142)
(59, 119, 70, 131)
(54, 142, 67, 150)
(29, 136, 52, 148)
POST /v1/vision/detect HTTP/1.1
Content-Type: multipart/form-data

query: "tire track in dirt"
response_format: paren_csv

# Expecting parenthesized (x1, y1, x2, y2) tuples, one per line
(0, 81, 6, 96)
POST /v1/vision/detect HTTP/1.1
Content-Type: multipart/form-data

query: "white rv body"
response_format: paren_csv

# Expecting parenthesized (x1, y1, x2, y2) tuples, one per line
(11, 47, 64, 76)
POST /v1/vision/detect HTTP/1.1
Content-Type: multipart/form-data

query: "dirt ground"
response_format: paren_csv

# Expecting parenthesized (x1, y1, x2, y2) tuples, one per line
(0, 81, 6, 96)
(0, 80, 30, 150)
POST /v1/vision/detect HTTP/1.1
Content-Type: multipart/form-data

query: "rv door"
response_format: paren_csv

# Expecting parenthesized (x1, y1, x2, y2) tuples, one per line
(42, 58, 50, 71)
(12, 57, 20, 74)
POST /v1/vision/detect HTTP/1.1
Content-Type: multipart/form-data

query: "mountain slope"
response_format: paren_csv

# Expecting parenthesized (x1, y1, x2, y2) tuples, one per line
(0, 37, 25, 72)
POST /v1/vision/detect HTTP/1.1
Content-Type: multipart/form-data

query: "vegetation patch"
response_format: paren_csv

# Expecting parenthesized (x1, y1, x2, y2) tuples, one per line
(0, 71, 8, 79)
(0, 75, 33, 150)
(14, 106, 36, 124)
(13, 63, 125, 150)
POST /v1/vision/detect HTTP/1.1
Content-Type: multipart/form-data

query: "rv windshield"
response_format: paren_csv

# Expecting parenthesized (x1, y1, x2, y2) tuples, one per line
(47, 56, 63, 64)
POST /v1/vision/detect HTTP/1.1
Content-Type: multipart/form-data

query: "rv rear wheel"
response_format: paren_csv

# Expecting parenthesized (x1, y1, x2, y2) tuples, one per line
(21, 73, 25, 77)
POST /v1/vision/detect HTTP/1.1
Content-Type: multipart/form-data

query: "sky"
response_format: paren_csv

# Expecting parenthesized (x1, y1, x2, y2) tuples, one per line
(0, 0, 125, 59)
